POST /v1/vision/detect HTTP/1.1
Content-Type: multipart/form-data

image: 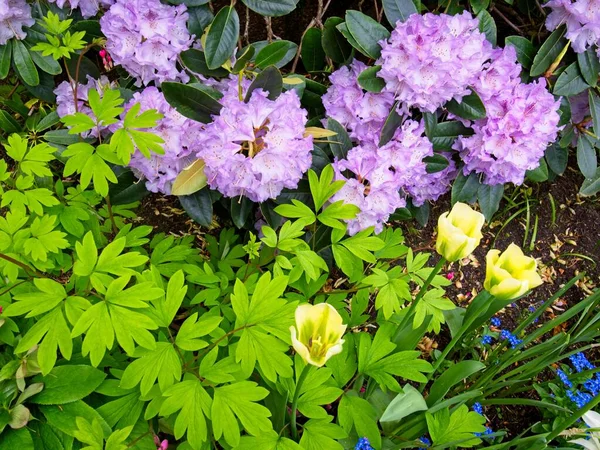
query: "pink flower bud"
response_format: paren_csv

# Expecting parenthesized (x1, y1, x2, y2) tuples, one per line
(159, 440, 168, 450)
(99, 49, 107, 58)
(446, 272, 455, 280)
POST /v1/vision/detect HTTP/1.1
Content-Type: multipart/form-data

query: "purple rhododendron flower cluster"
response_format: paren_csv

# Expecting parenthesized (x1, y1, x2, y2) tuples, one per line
(545, 0, 600, 53)
(47, 0, 115, 19)
(194, 79, 313, 203)
(332, 143, 406, 235)
(455, 47, 561, 185)
(377, 11, 493, 112)
(100, 0, 193, 86)
(332, 120, 455, 234)
(125, 87, 202, 194)
(0, 0, 34, 45)
(54, 75, 116, 137)
(322, 60, 395, 145)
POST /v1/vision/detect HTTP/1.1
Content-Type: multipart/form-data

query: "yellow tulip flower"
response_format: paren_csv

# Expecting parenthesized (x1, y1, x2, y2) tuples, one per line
(484, 243, 543, 300)
(290, 303, 346, 367)
(436, 202, 485, 262)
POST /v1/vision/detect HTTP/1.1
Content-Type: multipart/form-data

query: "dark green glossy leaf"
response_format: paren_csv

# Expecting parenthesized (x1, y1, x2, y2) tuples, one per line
(241, 0, 297, 17)
(530, 26, 567, 77)
(232, 45, 255, 73)
(110, 166, 150, 205)
(580, 168, 600, 196)
(554, 62, 589, 96)
(382, 0, 417, 25)
(429, 121, 472, 151)
(27, 44, 61, 75)
(577, 47, 600, 86)
(424, 154, 450, 174)
(0, 41, 11, 79)
(66, 55, 99, 82)
(204, 6, 239, 70)
(181, 49, 229, 77)
(477, 10, 496, 46)
(167, 0, 209, 5)
(505, 36, 535, 69)
(577, 133, 598, 179)
(162, 82, 223, 123)
(245, 66, 283, 101)
(446, 90, 486, 120)
(345, 10, 390, 59)
(477, 183, 504, 221)
(187, 5, 213, 36)
(13, 39, 39, 86)
(379, 102, 402, 146)
(230, 197, 254, 228)
(301, 28, 326, 72)
(322, 17, 353, 64)
(327, 118, 352, 160)
(0, 110, 20, 133)
(526, 157, 549, 182)
(451, 172, 480, 204)
(71, 20, 103, 40)
(179, 187, 214, 226)
(545, 143, 568, 175)
(357, 65, 385, 93)
(470, 0, 490, 14)
(255, 40, 297, 69)
(589, 90, 600, 136)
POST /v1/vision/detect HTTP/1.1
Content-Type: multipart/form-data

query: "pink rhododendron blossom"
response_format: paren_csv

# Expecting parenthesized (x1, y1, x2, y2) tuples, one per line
(100, 0, 193, 86)
(454, 47, 561, 185)
(377, 11, 493, 112)
(125, 87, 204, 195)
(47, 0, 115, 19)
(545, 0, 600, 53)
(0, 0, 34, 45)
(194, 80, 313, 203)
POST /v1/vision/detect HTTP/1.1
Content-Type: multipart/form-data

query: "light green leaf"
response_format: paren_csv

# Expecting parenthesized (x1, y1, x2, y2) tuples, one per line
(120, 342, 182, 395)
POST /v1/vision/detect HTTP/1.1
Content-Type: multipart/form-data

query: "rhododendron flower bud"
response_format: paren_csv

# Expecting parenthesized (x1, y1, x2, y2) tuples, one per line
(436, 202, 484, 262)
(290, 303, 346, 367)
(484, 243, 542, 300)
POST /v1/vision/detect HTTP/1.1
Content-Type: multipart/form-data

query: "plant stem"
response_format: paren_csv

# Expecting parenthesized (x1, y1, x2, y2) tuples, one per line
(394, 257, 446, 340)
(291, 364, 311, 441)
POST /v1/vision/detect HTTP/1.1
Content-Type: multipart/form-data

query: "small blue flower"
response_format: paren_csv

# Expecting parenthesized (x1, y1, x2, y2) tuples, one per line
(528, 305, 536, 312)
(419, 436, 431, 447)
(474, 427, 494, 438)
(566, 390, 593, 408)
(355, 437, 374, 450)
(583, 373, 600, 396)
(490, 317, 501, 327)
(569, 353, 595, 373)
(556, 369, 573, 388)
(499, 329, 522, 348)
(481, 335, 493, 345)
(472, 402, 484, 415)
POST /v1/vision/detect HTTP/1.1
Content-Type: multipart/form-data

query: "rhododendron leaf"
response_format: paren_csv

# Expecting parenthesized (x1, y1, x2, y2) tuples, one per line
(171, 159, 208, 196)
(451, 172, 480, 205)
(477, 10, 497, 46)
(553, 62, 589, 96)
(0, 42, 11, 79)
(245, 66, 283, 101)
(576, 133, 597, 179)
(379, 102, 402, 146)
(322, 17, 353, 64)
(13, 40, 39, 86)
(180, 48, 229, 77)
(445, 90, 486, 120)
(162, 82, 222, 123)
(505, 36, 535, 69)
(205, 6, 239, 70)
(241, 0, 297, 16)
(255, 40, 297, 69)
(424, 154, 450, 174)
(382, 0, 418, 24)
(530, 25, 567, 77)
(232, 45, 256, 73)
(345, 10, 390, 60)
(301, 28, 325, 72)
(580, 168, 600, 196)
(477, 183, 504, 221)
(179, 188, 214, 226)
(357, 65, 385, 93)
(578, 47, 600, 87)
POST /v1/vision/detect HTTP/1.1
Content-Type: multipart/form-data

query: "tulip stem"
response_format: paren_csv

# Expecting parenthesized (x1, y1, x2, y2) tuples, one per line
(394, 257, 446, 340)
(290, 364, 311, 441)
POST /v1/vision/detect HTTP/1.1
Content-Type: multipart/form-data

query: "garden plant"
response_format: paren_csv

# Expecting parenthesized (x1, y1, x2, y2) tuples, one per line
(1, 0, 600, 449)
